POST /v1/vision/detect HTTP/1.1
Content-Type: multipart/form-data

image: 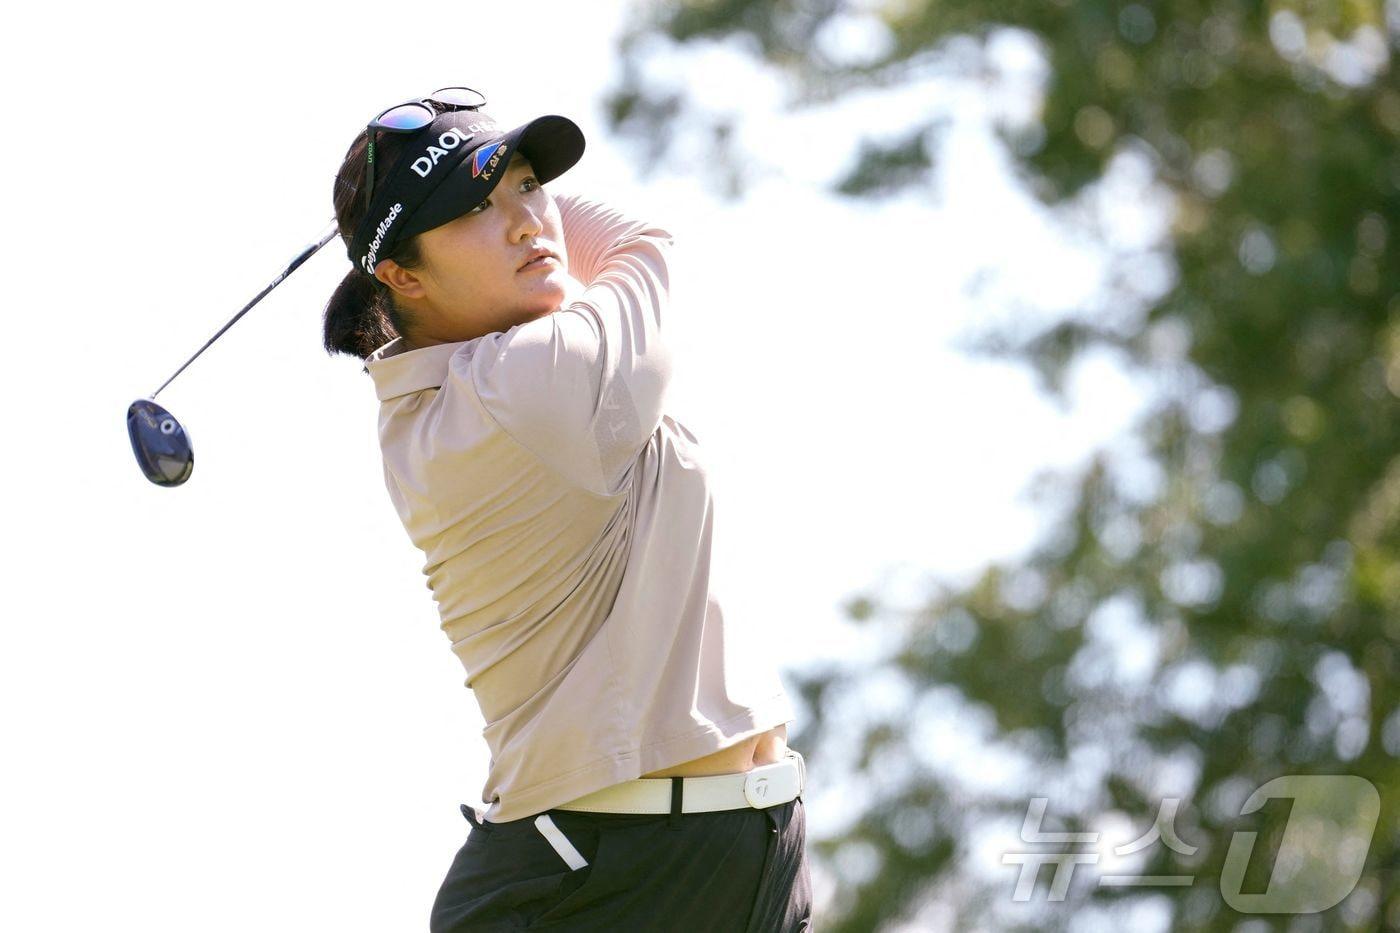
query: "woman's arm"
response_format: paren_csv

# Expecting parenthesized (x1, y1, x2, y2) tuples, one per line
(459, 192, 675, 495)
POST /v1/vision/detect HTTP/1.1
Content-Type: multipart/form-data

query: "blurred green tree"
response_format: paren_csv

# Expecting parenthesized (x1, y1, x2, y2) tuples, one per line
(609, 1, 1400, 929)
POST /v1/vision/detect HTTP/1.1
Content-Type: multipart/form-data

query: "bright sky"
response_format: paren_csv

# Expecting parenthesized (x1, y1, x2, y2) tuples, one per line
(3, 2, 1169, 930)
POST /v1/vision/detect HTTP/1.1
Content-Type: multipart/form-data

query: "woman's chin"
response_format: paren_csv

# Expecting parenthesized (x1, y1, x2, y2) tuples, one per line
(520, 280, 567, 314)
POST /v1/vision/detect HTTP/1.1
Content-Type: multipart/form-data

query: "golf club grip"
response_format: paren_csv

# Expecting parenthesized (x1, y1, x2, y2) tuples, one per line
(288, 221, 342, 277)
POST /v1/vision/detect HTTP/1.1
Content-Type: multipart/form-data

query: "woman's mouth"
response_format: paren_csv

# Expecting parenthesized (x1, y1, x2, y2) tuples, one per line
(520, 255, 557, 273)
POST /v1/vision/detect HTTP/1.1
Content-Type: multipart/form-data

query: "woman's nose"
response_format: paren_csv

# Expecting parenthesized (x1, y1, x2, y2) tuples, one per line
(510, 199, 543, 240)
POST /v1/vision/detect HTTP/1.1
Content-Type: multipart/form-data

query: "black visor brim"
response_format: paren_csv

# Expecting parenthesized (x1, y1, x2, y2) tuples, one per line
(395, 114, 586, 242)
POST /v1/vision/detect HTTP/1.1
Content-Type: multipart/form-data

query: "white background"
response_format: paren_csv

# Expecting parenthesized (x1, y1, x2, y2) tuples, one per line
(0, 2, 1165, 929)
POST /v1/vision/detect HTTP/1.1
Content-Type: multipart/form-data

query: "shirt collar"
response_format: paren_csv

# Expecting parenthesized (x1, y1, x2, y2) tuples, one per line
(366, 277, 586, 401)
(365, 336, 470, 401)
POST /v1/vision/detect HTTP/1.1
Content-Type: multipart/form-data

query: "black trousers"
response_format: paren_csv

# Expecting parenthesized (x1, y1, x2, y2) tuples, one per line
(429, 791, 813, 932)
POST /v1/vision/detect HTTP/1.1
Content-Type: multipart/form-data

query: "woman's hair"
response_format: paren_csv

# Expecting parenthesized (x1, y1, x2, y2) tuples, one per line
(322, 104, 449, 360)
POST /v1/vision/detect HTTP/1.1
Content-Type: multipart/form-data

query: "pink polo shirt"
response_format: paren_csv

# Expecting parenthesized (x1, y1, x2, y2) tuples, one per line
(364, 193, 795, 823)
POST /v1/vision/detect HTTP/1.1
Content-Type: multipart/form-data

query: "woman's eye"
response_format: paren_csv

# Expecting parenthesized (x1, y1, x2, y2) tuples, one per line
(465, 176, 537, 216)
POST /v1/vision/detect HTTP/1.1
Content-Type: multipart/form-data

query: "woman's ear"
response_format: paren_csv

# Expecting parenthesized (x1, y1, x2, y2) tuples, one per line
(375, 258, 427, 300)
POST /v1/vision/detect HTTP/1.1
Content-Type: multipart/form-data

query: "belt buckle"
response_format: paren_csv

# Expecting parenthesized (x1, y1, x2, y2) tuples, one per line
(743, 756, 801, 809)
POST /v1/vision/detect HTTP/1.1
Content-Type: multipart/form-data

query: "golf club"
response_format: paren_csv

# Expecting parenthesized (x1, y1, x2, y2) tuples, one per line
(127, 219, 341, 487)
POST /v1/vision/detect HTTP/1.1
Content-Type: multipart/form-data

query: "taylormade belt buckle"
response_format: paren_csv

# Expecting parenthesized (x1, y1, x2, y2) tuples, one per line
(744, 755, 803, 809)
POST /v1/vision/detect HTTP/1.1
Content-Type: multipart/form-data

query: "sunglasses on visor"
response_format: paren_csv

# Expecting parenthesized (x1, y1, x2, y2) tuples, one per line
(362, 86, 488, 212)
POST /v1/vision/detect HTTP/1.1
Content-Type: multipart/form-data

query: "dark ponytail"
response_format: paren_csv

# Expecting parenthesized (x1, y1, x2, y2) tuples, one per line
(323, 107, 438, 361)
(322, 268, 401, 360)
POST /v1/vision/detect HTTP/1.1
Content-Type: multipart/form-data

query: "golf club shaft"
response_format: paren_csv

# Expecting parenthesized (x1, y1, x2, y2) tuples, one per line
(150, 219, 342, 400)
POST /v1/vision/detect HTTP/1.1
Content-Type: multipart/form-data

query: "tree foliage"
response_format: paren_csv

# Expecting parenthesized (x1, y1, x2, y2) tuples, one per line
(612, 1, 1400, 929)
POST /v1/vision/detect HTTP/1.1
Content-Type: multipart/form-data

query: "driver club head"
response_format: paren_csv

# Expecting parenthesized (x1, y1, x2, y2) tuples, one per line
(125, 219, 340, 488)
(127, 398, 194, 487)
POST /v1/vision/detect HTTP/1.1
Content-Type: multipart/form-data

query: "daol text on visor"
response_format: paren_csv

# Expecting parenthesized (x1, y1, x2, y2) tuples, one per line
(412, 123, 498, 177)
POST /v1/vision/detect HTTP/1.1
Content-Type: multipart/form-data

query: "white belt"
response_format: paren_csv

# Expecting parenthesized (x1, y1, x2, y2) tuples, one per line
(554, 749, 806, 815)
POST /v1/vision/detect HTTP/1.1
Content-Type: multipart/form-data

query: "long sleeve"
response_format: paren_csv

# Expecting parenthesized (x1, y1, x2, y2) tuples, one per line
(365, 194, 796, 825)
(463, 193, 675, 495)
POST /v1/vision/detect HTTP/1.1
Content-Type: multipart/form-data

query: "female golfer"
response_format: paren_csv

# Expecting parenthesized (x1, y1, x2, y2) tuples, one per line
(322, 88, 811, 932)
